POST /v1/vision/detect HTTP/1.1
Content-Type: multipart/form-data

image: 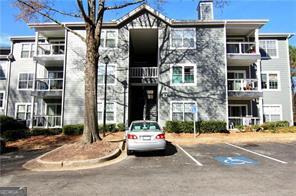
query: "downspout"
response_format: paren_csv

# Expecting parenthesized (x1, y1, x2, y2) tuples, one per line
(5, 42, 14, 116)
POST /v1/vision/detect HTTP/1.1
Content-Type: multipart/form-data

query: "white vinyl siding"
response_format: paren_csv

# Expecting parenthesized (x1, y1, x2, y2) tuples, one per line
(97, 101, 116, 123)
(263, 105, 282, 122)
(170, 101, 197, 121)
(170, 28, 196, 49)
(259, 40, 278, 58)
(18, 73, 34, 90)
(100, 30, 118, 48)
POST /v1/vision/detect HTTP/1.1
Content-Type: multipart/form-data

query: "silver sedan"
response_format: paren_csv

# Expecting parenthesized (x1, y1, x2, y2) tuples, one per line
(126, 121, 166, 155)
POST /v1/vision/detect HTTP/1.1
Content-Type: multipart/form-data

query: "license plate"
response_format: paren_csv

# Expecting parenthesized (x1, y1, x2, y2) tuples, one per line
(142, 136, 151, 141)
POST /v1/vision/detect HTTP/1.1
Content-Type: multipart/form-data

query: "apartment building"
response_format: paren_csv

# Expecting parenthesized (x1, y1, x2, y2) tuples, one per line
(0, 1, 294, 128)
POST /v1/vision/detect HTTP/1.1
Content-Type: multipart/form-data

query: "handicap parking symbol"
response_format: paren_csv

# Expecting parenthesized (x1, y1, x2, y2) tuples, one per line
(214, 156, 258, 166)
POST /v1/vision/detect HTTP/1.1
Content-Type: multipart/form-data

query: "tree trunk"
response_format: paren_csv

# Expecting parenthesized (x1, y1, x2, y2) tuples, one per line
(81, 24, 101, 143)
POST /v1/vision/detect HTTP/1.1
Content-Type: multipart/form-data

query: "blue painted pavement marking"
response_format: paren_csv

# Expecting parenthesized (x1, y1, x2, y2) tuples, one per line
(214, 156, 258, 166)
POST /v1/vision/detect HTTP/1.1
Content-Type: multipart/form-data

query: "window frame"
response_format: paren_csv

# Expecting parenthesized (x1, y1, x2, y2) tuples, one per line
(170, 63, 197, 86)
(14, 102, 32, 121)
(0, 61, 7, 80)
(261, 71, 281, 91)
(259, 39, 279, 59)
(97, 101, 116, 123)
(170, 101, 198, 121)
(17, 72, 34, 91)
(99, 29, 118, 49)
(228, 104, 248, 117)
(97, 64, 117, 86)
(170, 28, 196, 50)
(263, 104, 283, 122)
(0, 91, 5, 109)
(21, 43, 35, 58)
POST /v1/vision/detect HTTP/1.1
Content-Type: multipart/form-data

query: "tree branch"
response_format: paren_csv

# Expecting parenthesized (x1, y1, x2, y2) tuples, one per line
(17, 0, 85, 42)
(104, 0, 145, 11)
(41, 4, 81, 18)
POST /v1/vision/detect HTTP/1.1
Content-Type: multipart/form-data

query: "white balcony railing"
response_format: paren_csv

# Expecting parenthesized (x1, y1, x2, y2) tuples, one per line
(130, 67, 158, 78)
(228, 79, 259, 91)
(36, 78, 63, 91)
(37, 43, 65, 56)
(229, 117, 260, 128)
(33, 115, 62, 128)
(227, 42, 257, 54)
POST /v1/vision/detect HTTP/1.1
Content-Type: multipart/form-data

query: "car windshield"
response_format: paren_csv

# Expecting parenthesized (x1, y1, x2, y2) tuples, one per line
(130, 122, 161, 132)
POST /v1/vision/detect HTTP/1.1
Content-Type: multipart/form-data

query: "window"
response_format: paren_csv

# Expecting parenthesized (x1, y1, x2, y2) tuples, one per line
(18, 73, 34, 90)
(98, 64, 116, 85)
(228, 105, 247, 117)
(263, 105, 282, 122)
(100, 30, 117, 48)
(15, 103, 32, 120)
(0, 62, 7, 80)
(261, 72, 280, 90)
(171, 64, 195, 85)
(21, 43, 34, 58)
(0, 91, 4, 109)
(171, 101, 197, 121)
(98, 102, 116, 122)
(171, 28, 196, 49)
(259, 40, 278, 58)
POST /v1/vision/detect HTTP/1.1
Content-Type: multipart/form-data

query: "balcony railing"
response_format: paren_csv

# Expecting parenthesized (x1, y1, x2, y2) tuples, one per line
(37, 43, 65, 56)
(33, 115, 61, 128)
(130, 67, 158, 78)
(227, 42, 257, 54)
(36, 78, 63, 91)
(228, 79, 259, 91)
(229, 117, 260, 128)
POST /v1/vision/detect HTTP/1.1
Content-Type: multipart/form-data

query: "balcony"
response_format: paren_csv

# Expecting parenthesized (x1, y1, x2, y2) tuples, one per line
(227, 42, 260, 66)
(228, 79, 262, 100)
(229, 116, 260, 128)
(34, 43, 65, 65)
(129, 67, 158, 84)
(31, 78, 63, 98)
(33, 115, 62, 128)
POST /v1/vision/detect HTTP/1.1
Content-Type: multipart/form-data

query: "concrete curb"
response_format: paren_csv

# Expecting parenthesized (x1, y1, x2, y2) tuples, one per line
(23, 141, 125, 171)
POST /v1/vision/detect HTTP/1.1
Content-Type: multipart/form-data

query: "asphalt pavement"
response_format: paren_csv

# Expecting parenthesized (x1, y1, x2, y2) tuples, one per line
(1, 141, 296, 196)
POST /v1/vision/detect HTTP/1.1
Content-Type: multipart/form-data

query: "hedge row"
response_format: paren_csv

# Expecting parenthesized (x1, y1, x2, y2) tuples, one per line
(1, 128, 62, 141)
(62, 123, 126, 135)
(0, 115, 27, 131)
(165, 120, 228, 133)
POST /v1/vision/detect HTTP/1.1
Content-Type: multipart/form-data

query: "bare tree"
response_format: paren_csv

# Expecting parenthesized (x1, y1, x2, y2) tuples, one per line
(14, 0, 227, 144)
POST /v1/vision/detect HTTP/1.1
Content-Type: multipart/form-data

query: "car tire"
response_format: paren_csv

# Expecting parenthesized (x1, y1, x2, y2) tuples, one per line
(127, 150, 133, 156)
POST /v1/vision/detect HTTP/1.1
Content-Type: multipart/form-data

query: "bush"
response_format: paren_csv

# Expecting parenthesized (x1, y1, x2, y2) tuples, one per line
(165, 120, 227, 133)
(63, 124, 84, 135)
(1, 129, 29, 141)
(0, 115, 27, 131)
(276, 126, 296, 133)
(117, 123, 126, 132)
(261, 121, 289, 131)
(30, 128, 62, 136)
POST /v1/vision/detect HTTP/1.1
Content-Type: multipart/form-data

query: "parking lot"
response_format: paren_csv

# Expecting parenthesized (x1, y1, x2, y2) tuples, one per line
(1, 141, 296, 195)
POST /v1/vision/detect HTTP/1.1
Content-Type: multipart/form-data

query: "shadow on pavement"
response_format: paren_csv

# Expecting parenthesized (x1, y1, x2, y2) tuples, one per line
(133, 141, 177, 157)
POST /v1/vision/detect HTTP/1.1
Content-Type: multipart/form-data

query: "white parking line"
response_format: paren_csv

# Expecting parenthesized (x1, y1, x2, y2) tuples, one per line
(225, 142, 288, 164)
(176, 144, 203, 166)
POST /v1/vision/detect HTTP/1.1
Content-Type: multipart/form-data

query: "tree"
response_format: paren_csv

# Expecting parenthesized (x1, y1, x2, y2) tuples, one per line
(290, 45, 296, 76)
(14, 0, 227, 144)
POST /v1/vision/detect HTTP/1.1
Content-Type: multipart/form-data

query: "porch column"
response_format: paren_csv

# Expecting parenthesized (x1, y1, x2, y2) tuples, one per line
(258, 97, 264, 124)
(255, 29, 262, 91)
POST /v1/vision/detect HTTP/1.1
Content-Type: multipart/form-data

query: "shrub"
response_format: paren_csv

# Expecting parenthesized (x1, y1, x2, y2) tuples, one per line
(1, 129, 29, 141)
(30, 128, 62, 136)
(165, 120, 227, 133)
(63, 124, 84, 135)
(234, 125, 244, 131)
(99, 124, 117, 132)
(276, 126, 296, 133)
(117, 123, 126, 132)
(261, 121, 289, 131)
(0, 115, 27, 131)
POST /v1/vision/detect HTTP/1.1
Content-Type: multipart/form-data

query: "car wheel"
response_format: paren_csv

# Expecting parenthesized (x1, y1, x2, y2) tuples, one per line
(127, 150, 133, 156)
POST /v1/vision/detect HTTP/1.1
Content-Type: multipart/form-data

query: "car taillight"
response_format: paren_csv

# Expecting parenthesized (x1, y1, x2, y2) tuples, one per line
(127, 134, 138, 139)
(156, 134, 165, 139)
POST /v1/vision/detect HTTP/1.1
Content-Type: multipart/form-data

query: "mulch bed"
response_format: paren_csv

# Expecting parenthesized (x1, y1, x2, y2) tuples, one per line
(40, 141, 118, 162)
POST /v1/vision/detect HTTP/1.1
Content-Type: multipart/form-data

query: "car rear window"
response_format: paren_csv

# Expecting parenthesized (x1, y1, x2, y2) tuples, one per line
(130, 122, 161, 132)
